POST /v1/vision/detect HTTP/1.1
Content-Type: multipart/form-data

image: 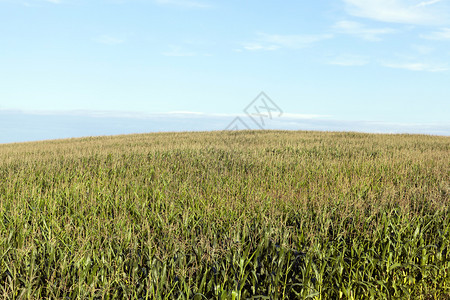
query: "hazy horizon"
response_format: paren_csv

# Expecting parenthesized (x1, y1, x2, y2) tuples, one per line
(1, 108, 448, 144)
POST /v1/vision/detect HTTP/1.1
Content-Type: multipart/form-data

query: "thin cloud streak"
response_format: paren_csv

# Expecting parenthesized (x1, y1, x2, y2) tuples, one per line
(162, 45, 196, 56)
(342, 0, 449, 25)
(243, 33, 332, 51)
(154, 0, 211, 8)
(328, 54, 369, 66)
(93, 35, 125, 45)
(0, 109, 327, 120)
(420, 28, 450, 40)
(382, 61, 449, 72)
(415, 0, 443, 7)
(333, 20, 395, 41)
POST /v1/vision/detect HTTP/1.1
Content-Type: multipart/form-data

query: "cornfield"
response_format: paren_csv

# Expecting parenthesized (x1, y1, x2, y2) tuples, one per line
(0, 130, 449, 299)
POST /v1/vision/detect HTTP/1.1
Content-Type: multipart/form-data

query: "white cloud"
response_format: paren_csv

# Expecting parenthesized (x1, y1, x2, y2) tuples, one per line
(243, 33, 332, 51)
(382, 61, 448, 71)
(420, 27, 450, 39)
(333, 20, 396, 41)
(44, 0, 61, 3)
(329, 54, 370, 66)
(154, 0, 211, 8)
(94, 35, 125, 45)
(342, 0, 449, 25)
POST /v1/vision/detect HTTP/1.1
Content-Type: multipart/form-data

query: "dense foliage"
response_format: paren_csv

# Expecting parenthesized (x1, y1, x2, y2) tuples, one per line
(0, 131, 449, 299)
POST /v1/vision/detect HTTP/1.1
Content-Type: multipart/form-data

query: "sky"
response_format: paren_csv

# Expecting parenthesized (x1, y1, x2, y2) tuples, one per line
(1, 0, 449, 143)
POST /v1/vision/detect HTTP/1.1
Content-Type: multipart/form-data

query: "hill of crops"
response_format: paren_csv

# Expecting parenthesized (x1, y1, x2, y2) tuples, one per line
(0, 131, 449, 299)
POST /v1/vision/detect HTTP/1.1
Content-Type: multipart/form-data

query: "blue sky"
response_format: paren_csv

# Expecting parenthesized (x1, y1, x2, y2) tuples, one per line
(1, 0, 449, 143)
